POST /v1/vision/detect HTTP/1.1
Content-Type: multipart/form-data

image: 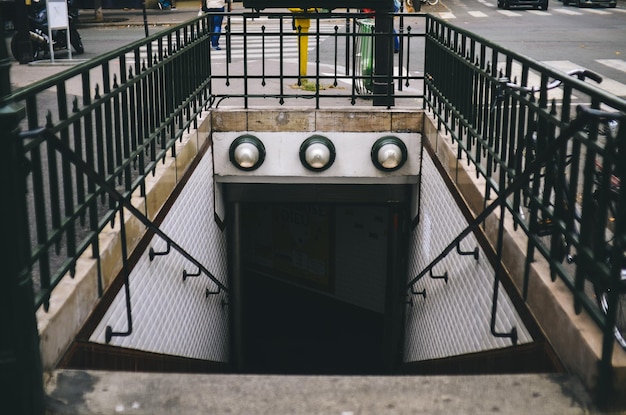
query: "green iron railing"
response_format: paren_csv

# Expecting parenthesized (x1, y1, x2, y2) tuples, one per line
(8, 9, 425, 315)
(420, 14, 626, 405)
(11, 16, 216, 311)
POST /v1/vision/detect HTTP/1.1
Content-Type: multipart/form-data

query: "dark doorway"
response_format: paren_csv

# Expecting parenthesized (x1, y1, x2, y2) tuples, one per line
(242, 271, 385, 374)
(235, 201, 399, 374)
(226, 184, 411, 375)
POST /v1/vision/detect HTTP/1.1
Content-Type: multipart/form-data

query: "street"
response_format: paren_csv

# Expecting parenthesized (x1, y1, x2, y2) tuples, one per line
(74, 0, 626, 96)
(6, 0, 626, 97)
(432, 0, 626, 96)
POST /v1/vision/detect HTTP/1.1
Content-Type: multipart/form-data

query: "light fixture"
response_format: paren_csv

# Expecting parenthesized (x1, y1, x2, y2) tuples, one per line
(371, 136, 408, 172)
(299, 135, 336, 172)
(229, 135, 265, 171)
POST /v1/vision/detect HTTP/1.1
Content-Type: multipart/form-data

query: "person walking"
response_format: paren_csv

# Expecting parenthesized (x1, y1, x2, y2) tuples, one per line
(202, 0, 226, 50)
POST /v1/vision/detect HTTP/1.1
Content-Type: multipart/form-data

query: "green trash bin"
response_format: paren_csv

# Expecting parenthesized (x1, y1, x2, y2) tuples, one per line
(355, 18, 375, 95)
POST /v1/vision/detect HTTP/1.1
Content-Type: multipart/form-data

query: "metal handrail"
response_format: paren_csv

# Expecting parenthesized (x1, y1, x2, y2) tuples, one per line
(422, 13, 626, 404)
(408, 107, 602, 289)
(21, 127, 228, 294)
(8, 10, 425, 312)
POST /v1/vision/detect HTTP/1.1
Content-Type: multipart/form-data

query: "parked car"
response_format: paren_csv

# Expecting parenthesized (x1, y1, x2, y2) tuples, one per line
(497, 0, 548, 9)
(562, 0, 616, 7)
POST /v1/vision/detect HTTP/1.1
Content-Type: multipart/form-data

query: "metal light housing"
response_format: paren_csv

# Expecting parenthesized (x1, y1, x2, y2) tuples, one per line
(371, 136, 408, 172)
(299, 135, 336, 172)
(229, 135, 266, 171)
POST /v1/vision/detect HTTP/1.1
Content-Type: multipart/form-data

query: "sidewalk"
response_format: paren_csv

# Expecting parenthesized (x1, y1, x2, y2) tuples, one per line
(45, 370, 601, 415)
(76, 0, 207, 28)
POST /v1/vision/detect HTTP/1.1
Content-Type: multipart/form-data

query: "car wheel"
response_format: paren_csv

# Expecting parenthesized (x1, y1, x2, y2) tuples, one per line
(563, 0, 568, 4)
(504, 0, 510, 8)
(541, 0, 548, 9)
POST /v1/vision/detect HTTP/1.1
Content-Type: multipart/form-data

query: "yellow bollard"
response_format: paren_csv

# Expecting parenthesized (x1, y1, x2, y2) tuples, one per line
(289, 8, 313, 78)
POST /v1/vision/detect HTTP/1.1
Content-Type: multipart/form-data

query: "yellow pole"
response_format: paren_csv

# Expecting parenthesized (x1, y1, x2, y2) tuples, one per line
(289, 9, 312, 78)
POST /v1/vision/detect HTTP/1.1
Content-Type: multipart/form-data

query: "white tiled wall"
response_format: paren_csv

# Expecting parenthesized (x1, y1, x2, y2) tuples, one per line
(88, 134, 531, 365)
(91, 148, 229, 362)
(404, 151, 532, 362)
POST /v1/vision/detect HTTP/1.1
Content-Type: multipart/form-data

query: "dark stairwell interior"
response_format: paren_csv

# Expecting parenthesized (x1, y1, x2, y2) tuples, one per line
(236, 200, 400, 375)
(59, 186, 562, 377)
(242, 272, 386, 375)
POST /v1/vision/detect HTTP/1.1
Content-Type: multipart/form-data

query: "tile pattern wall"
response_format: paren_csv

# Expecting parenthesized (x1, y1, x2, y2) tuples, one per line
(91, 149, 230, 362)
(404, 151, 532, 362)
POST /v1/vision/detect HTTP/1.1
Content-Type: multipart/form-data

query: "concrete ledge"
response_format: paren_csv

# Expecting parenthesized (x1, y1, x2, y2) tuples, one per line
(210, 109, 423, 133)
(421, 112, 626, 406)
(36, 117, 211, 371)
(44, 370, 597, 414)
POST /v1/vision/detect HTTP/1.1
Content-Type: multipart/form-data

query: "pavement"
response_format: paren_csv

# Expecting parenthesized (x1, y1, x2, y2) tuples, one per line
(45, 370, 607, 415)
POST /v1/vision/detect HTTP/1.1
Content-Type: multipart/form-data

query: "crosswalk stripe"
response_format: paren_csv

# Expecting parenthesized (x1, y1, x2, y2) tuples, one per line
(494, 59, 626, 100)
(497, 10, 523, 16)
(468, 11, 489, 17)
(495, 61, 563, 100)
(439, 12, 457, 19)
(226, 40, 329, 47)
(553, 7, 584, 15)
(527, 10, 551, 15)
(583, 8, 612, 14)
(597, 59, 626, 74)
(543, 60, 626, 97)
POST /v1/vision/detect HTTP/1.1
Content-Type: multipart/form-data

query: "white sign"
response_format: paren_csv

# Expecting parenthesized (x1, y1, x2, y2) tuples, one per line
(47, 0, 69, 30)
(46, 0, 72, 61)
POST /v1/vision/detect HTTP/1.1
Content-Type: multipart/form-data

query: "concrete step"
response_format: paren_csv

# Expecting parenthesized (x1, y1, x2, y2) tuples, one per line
(44, 370, 600, 414)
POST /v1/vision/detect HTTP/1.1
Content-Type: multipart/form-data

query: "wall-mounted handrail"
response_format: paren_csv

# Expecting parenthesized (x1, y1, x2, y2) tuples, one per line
(409, 104, 624, 350)
(408, 108, 592, 291)
(20, 127, 228, 294)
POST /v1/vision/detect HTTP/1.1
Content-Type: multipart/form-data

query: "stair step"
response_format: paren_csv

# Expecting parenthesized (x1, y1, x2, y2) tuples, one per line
(45, 370, 596, 414)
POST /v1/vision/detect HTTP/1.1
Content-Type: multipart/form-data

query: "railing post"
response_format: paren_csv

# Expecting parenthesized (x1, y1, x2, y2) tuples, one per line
(372, 7, 395, 107)
(0, 29, 44, 415)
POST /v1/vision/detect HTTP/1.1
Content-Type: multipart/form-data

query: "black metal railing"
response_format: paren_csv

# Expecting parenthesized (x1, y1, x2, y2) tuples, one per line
(421, 14, 626, 403)
(209, 9, 425, 108)
(10, 17, 217, 310)
(22, 126, 228, 340)
(6, 10, 425, 314)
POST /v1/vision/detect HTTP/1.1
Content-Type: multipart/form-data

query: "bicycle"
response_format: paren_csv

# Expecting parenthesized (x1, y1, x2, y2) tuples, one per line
(405, 0, 439, 10)
(494, 70, 626, 349)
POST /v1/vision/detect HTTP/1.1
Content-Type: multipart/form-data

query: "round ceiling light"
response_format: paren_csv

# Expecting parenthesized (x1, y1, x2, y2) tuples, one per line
(371, 136, 408, 172)
(299, 135, 336, 172)
(229, 135, 266, 171)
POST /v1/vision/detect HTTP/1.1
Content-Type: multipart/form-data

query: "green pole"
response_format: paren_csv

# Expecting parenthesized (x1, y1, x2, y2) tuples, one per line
(0, 17, 45, 415)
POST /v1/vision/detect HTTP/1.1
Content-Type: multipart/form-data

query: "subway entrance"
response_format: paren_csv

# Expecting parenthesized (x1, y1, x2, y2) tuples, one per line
(226, 184, 411, 375)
